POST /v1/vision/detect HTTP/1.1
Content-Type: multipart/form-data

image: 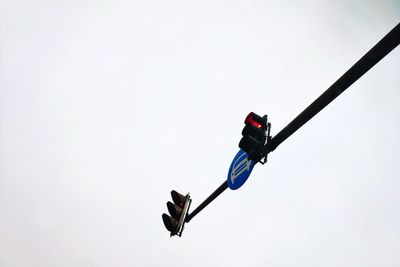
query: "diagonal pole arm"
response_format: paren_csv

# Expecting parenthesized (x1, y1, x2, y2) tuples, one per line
(186, 22, 400, 224)
(267, 22, 400, 152)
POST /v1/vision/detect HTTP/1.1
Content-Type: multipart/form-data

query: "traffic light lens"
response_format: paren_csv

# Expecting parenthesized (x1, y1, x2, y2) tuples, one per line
(245, 112, 263, 129)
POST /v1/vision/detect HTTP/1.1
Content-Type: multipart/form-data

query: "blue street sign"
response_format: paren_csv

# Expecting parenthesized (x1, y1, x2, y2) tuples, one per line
(227, 149, 256, 190)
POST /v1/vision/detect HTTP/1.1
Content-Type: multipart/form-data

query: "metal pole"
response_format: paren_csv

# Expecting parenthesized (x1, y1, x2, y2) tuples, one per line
(185, 22, 400, 224)
(185, 181, 228, 222)
(267, 22, 400, 152)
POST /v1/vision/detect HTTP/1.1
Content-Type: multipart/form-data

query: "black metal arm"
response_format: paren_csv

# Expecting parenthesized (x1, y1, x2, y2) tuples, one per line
(185, 22, 400, 224)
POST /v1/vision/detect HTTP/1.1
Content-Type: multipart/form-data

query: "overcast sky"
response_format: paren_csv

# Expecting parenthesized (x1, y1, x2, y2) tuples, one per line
(1, 1, 400, 266)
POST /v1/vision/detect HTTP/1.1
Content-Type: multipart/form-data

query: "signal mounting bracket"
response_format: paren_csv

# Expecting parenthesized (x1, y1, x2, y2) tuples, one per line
(259, 121, 272, 165)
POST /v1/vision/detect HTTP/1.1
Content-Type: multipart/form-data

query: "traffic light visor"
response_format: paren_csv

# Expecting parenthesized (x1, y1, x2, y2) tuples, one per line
(167, 201, 183, 218)
(162, 213, 179, 232)
(245, 112, 263, 129)
(171, 190, 186, 207)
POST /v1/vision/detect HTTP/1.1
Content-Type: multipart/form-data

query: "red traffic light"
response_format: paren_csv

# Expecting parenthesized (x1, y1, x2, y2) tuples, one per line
(245, 112, 264, 129)
(240, 112, 270, 163)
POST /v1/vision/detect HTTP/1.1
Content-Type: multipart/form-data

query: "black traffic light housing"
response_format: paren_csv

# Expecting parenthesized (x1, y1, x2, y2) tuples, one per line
(162, 190, 191, 237)
(239, 112, 271, 164)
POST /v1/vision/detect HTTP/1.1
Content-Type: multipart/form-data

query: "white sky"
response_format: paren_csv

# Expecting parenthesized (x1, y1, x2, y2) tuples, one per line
(1, 1, 400, 266)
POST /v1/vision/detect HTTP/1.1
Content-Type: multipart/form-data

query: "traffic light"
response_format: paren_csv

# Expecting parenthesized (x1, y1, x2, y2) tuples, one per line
(162, 190, 191, 237)
(239, 112, 271, 163)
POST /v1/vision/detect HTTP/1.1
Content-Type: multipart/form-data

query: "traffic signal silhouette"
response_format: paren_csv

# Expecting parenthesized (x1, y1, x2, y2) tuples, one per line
(160, 23, 400, 236)
(239, 112, 271, 163)
(162, 190, 191, 237)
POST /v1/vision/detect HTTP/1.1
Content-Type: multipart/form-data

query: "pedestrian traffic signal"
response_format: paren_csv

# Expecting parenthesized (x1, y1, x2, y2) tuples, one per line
(239, 112, 271, 163)
(162, 190, 191, 237)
